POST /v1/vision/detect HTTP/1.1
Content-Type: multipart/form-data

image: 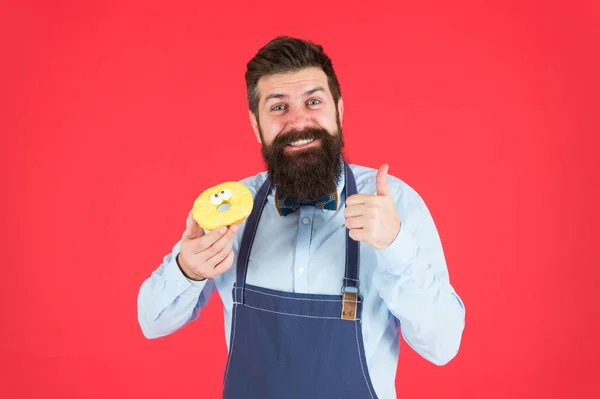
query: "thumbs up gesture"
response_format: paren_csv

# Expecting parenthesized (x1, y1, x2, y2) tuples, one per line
(344, 164, 401, 249)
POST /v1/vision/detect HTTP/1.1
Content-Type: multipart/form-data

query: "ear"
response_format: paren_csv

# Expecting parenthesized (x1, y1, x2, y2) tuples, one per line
(337, 97, 344, 127)
(249, 110, 261, 143)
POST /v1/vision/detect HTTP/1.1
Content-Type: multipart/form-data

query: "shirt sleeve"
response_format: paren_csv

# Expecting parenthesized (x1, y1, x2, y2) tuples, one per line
(372, 181, 466, 366)
(137, 239, 217, 339)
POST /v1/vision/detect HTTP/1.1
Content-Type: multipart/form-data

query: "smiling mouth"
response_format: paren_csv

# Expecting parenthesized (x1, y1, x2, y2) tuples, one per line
(288, 138, 316, 147)
(285, 138, 322, 152)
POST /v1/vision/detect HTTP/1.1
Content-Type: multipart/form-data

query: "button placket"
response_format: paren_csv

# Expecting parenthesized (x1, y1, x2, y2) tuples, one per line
(293, 206, 314, 293)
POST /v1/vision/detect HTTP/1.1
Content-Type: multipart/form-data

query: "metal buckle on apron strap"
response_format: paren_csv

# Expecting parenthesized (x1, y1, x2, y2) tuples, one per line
(340, 286, 359, 321)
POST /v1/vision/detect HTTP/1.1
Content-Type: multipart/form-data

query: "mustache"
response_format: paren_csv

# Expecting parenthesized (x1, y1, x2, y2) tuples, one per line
(272, 128, 329, 148)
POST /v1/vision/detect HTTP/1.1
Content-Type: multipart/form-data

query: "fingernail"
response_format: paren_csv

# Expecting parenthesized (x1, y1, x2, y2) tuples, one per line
(232, 224, 239, 232)
(219, 226, 226, 234)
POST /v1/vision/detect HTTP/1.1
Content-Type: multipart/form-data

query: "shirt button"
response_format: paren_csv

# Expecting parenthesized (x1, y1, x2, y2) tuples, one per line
(302, 217, 310, 224)
(298, 267, 305, 274)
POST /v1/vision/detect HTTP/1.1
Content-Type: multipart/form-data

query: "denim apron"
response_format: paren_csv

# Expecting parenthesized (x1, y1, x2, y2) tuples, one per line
(222, 164, 379, 399)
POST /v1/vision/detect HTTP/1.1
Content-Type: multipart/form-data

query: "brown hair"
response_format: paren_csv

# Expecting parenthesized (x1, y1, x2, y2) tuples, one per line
(245, 36, 342, 117)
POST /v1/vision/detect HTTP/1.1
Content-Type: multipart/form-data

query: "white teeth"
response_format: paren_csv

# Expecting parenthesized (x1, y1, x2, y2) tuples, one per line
(289, 138, 315, 147)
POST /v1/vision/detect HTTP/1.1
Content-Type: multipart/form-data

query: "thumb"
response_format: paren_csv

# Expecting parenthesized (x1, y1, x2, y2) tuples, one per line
(183, 209, 206, 240)
(376, 164, 392, 197)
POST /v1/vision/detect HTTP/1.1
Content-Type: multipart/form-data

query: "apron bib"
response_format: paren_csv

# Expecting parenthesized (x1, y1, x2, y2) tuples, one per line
(223, 164, 379, 399)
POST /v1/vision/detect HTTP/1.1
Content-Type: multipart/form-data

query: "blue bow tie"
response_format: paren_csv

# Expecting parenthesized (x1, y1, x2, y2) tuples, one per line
(275, 190, 338, 216)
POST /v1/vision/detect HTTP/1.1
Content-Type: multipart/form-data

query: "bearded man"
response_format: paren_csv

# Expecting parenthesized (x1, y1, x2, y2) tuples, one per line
(137, 36, 465, 399)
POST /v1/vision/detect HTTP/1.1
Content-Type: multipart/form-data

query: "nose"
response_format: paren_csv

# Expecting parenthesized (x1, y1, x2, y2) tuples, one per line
(285, 105, 311, 131)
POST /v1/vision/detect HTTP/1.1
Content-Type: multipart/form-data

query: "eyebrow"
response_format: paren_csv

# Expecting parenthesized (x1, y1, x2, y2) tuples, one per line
(263, 86, 326, 105)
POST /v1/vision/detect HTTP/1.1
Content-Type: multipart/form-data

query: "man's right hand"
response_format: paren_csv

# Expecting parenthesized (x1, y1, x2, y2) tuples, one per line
(177, 210, 240, 281)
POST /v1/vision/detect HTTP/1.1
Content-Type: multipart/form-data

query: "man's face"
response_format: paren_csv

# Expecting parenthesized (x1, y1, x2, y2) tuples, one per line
(249, 67, 345, 201)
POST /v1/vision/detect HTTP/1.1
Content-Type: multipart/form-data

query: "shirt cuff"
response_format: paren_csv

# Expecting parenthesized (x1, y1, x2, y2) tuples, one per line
(374, 224, 420, 275)
(163, 251, 209, 292)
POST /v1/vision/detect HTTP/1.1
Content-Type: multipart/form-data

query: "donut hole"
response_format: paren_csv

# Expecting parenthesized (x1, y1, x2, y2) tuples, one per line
(218, 203, 232, 212)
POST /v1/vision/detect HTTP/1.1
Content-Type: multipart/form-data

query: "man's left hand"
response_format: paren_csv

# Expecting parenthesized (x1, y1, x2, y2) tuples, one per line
(344, 164, 401, 249)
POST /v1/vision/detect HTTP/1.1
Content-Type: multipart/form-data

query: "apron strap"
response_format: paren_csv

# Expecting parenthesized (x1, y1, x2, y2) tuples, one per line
(235, 175, 272, 303)
(236, 163, 360, 303)
(342, 162, 360, 294)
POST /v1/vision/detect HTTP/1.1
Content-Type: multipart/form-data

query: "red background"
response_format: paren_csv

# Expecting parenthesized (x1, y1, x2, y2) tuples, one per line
(2, 0, 598, 398)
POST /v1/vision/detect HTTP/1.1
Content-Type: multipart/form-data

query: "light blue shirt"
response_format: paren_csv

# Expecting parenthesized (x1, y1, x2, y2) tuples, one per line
(137, 161, 465, 399)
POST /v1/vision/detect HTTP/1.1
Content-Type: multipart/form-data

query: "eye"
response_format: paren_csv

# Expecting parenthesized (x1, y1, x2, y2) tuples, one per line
(220, 188, 233, 200)
(209, 192, 222, 205)
(271, 104, 286, 111)
(307, 99, 321, 106)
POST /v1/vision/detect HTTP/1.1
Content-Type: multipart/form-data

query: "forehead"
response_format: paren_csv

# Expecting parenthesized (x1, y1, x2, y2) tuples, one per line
(257, 67, 330, 100)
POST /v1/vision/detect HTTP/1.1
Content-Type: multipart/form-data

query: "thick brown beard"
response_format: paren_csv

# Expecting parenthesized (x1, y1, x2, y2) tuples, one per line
(260, 125, 344, 202)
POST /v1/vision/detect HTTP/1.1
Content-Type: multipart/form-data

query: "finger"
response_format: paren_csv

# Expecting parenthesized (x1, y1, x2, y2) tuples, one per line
(191, 225, 229, 252)
(202, 224, 239, 261)
(344, 216, 365, 230)
(205, 250, 235, 279)
(346, 194, 375, 206)
(348, 228, 367, 242)
(343, 203, 372, 218)
(204, 244, 232, 269)
(376, 164, 392, 197)
(183, 210, 206, 240)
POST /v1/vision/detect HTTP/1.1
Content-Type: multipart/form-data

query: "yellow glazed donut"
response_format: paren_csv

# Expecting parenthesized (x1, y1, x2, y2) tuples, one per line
(192, 182, 253, 231)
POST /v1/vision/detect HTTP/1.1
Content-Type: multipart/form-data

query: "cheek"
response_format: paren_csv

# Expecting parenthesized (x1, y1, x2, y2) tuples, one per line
(315, 115, 338, 134)
(261, 120, 284, 143)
